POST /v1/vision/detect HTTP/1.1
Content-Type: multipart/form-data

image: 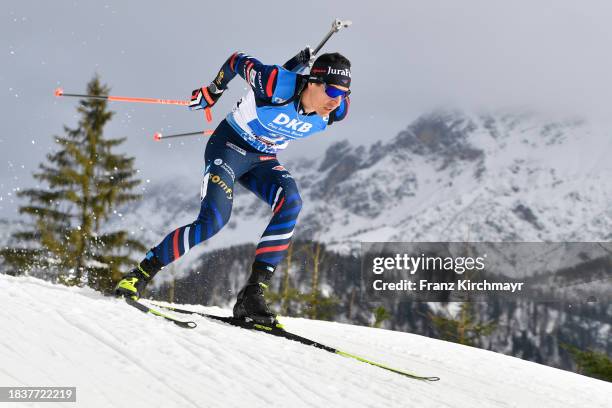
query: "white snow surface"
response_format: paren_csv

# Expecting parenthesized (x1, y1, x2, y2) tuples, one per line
(1, 274, 610, 408)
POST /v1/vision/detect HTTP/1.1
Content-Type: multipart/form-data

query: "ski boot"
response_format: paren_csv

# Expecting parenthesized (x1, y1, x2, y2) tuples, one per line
(233, 261, 278, 326)
(115, 251, 163, 299)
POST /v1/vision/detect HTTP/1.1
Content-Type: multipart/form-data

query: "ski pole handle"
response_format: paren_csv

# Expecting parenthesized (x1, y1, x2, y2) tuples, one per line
(312, 18, 352, 56)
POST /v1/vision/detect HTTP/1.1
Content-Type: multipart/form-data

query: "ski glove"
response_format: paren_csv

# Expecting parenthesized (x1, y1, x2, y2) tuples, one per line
(189, 83, 223, 111)
(283, 46, 315, 72)
(299, 46, 316, 67)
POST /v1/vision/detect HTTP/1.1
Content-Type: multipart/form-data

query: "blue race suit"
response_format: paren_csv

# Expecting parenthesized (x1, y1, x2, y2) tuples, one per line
(208, 51, 349, 154)
(146, 51, 349, 269)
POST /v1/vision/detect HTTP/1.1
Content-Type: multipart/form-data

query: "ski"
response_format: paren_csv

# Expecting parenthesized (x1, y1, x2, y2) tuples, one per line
(123, 297, 197, 329)
(151, 302, 440, 381)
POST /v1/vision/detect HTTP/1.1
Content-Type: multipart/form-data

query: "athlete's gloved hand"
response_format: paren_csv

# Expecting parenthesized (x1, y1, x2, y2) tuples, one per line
(283, 46, 315, 72)
(298, 45, 316, 67)
(189, 83, 224, 111)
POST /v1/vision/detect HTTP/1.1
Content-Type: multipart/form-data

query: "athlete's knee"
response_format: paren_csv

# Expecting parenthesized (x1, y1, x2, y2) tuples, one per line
(286, 183, 302, 206)
(289, 192, 303, 212)
(275, 187, 302, 216)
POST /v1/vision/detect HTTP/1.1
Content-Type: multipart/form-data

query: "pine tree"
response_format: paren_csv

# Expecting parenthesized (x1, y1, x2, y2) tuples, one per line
(562, 344, 612, 382)
(372, 305, 391, 328)
(304, 241, 338, 320)
(267, 242, 304, 316)
(1, 75, 145, 292)
(280, 242, 294, 315)
(267, 240, 338, 320)
(429, 303, 496, 346)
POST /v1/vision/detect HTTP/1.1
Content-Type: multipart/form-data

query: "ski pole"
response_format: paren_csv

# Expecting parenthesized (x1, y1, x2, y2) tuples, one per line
(153, 130, 214, 141)
(312, 18, 352, 56)
(54, 87, 213, 122)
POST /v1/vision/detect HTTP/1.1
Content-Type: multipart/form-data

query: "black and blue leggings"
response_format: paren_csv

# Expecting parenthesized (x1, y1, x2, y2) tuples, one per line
(148, 119, 302, 268)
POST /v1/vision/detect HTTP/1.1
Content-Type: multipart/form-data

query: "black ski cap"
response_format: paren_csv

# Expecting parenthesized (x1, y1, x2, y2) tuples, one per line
(309, 53, 351, 88)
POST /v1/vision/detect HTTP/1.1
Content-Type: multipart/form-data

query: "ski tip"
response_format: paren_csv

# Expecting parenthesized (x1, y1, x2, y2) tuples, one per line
(54, 87, 64, 97)
(153, 132, 162, 141)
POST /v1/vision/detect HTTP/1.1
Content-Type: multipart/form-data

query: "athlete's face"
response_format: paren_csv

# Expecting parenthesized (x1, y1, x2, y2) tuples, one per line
(305, 82, 349, 116)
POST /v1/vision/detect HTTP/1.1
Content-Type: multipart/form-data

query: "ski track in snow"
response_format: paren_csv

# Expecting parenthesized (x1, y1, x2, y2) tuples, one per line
(1, 275, 610, 408)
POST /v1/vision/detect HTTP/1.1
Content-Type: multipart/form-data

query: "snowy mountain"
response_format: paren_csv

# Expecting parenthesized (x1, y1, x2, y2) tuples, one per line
(1, 274, 610, 408)
(112, 109, 612, 260)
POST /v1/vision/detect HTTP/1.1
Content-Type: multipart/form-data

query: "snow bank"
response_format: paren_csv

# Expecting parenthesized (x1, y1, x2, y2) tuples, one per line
(0, 274, 609, 408)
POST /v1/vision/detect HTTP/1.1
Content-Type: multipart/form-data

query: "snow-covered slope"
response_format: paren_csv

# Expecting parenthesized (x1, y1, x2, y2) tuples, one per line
(1, 274, 609, 408)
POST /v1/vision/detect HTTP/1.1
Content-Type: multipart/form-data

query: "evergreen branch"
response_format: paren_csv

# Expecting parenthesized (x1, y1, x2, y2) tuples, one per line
(19, 206, 72, 222)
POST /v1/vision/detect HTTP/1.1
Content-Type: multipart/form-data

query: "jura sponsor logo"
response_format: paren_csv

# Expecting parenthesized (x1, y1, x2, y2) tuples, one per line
(327, 66, 351, 77)
(272, 113, 313, 132)
(312, 66, 351, 77)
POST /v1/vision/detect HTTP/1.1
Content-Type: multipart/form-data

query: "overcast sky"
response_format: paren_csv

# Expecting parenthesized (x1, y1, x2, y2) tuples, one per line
(2, 0, 611, 218)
